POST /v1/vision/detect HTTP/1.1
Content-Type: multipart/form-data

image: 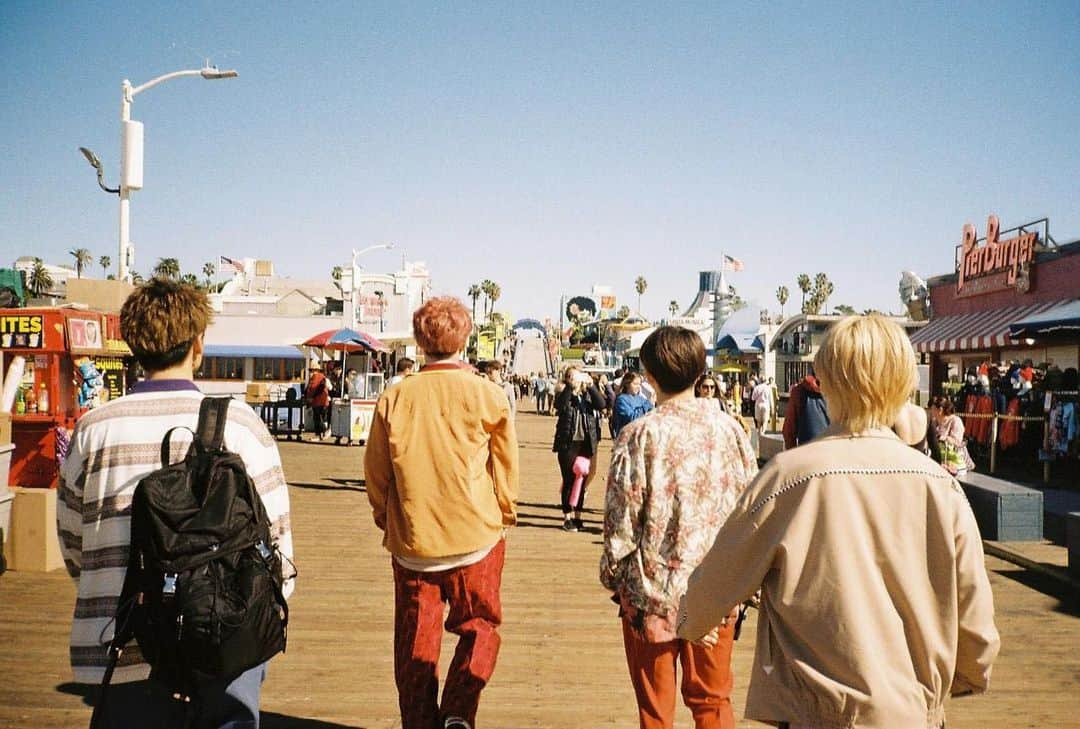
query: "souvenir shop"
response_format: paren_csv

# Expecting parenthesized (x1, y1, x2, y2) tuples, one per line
(909, 216, 1080, 481)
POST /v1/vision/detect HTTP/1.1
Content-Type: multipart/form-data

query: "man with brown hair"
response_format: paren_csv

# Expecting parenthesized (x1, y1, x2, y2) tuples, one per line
(57, 277, 294, 728)
(602, 326, 757, 729)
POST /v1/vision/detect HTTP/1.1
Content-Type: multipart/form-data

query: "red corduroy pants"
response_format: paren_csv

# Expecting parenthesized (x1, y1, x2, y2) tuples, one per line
(393, 540, 505, 729)
(621, 615, 736, 729)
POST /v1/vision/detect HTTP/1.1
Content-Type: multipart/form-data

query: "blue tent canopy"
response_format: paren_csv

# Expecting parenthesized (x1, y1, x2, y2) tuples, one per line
(715, 333, 764, 355)
(1009, 299, 1080, 338)
(204, 344, 306, 359)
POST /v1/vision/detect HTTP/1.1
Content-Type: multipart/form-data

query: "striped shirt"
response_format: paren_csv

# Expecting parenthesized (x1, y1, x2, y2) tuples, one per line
(57, 381, 294, 683)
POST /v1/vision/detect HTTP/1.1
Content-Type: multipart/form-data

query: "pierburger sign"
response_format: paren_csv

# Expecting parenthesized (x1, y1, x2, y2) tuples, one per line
(956, 215, 1038, 297)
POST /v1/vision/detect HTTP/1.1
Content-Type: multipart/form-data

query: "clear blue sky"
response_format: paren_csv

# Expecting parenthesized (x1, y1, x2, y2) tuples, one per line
(2, 1, 1077, 324)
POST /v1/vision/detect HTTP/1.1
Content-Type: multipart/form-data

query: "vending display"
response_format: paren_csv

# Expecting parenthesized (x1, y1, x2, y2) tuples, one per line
(0, 308, 131, 488)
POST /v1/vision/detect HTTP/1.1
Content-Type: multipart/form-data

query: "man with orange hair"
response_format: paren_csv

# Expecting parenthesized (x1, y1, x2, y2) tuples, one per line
(365, 296, 519, 729)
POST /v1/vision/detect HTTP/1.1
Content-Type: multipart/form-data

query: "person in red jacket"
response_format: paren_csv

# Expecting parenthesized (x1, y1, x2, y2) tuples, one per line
(782, 371, 830, 449)
(305, 362, 331, 440)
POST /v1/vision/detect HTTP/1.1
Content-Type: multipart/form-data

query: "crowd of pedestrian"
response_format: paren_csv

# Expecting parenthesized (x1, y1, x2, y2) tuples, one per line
(56, 280, 1000, 729)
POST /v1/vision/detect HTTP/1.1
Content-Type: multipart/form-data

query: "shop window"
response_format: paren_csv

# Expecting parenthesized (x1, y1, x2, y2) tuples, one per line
(253, 358, 292, 381)
(199, 356, 245, 380)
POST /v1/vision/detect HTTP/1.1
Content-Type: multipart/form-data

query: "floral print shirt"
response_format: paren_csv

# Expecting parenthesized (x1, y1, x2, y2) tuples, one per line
(600, 396, 758, 640)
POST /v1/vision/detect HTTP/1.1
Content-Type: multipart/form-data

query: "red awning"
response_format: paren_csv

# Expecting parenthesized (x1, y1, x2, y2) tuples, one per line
(910, 301, 1069, 353)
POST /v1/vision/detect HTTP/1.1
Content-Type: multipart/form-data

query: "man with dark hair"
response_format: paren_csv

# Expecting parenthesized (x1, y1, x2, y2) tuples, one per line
(389, 357, 415, 386)
(602, 326, 756, 729)
(482, 360, 517, 415)
(57, 278, 294, 729)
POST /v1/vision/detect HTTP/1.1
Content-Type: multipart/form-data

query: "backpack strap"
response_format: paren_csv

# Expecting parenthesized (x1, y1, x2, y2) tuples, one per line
(196, 397, 231, 452)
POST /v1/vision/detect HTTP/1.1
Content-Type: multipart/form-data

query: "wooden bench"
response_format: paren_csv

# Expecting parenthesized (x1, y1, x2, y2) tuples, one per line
(957, 472, 1043, 542)
(1041, 489, 1080, 545)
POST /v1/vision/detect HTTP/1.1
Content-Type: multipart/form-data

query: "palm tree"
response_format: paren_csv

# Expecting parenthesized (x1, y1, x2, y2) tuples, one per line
(130, 271, 145, 284)
(99, 255, 111, 278)
(331, 266, 343, 296)
(634, 276, 648, 315)
(180, 273, 199, 287)
(467, 284, 482, 323)
(480, 279, 495, 320)
(69, 248, 93, 279)
(617, 304, 631, 320)
(153, 257, 181, 280)
(202, 261, 216, 289)
(27, 258, 53, 297)
(488, 282, 502, 316)
(776, 285, 789, 318)
(796, 274, 811, 310)
(834, 304, 857, 316)
(822, 280, 835, 313)
(668, 300, 679, 318)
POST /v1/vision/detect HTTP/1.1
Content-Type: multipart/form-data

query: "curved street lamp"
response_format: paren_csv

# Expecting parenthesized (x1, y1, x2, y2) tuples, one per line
(80, 62, 238, 281)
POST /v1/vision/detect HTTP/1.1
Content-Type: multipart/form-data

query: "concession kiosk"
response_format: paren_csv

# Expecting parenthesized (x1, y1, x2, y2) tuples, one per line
(300, 328, 388, 445)
(0, 307, 131, 488)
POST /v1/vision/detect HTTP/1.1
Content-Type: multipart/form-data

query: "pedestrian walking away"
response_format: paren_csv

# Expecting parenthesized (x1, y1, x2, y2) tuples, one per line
(679, 315, 999, 729)
(57, 278, 294, 729)
(365, 296, 519, 729)
(601, 326, 758, 729)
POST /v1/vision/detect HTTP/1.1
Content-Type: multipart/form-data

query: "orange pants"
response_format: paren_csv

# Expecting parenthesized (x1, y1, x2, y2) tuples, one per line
(621, 615, 736, 729)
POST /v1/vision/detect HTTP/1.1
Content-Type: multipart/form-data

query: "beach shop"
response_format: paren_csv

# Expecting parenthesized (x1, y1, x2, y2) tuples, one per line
(909, 216, 1080, 480)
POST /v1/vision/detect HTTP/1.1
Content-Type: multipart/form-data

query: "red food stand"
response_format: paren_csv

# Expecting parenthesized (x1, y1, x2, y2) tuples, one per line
(1, 308, 131, 488)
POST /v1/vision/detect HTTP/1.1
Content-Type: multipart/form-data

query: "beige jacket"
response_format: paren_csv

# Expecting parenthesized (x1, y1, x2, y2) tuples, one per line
(364, 364, 519, 558)
(678, 427, 999, 729)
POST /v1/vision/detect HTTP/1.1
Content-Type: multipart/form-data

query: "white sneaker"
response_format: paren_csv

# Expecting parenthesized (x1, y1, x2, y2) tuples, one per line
(444, 718, 472, 729)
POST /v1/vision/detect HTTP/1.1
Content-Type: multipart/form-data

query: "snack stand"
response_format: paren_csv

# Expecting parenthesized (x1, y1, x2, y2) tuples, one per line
(300, 328, 389, 445)
(0, 307, 131, 488)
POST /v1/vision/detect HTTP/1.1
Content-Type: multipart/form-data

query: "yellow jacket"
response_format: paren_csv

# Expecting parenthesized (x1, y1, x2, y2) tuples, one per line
(678, 427, 1000, 729)
(364, 364, 519, 558)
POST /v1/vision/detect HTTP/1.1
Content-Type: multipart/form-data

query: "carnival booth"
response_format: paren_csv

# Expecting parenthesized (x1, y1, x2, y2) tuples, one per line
(1, 307, 131, 488)
(909, 216, 1080, 482)
(301, 328, 389, 445)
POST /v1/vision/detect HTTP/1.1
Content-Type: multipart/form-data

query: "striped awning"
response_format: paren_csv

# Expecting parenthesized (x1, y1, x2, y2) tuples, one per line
(910, 301, 1068, 353)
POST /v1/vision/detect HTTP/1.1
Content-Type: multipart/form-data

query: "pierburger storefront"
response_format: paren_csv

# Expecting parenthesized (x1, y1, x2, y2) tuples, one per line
(909, 216, 1080, 481)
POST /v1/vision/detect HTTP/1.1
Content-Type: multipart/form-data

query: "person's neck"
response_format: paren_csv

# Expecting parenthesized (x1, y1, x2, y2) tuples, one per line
(655, 386, 694, 406)
(146, 363, 194, 382)
(428, 354, 460, 365)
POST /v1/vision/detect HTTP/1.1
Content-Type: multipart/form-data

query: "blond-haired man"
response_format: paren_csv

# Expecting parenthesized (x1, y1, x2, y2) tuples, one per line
(679, 316, 999, 729)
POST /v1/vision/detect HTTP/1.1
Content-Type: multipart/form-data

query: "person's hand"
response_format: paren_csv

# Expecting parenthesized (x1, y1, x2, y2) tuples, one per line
(693, 626, 720, 648)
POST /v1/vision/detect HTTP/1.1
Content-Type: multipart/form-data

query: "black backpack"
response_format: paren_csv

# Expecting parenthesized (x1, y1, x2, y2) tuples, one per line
(92, 398, 290, 725)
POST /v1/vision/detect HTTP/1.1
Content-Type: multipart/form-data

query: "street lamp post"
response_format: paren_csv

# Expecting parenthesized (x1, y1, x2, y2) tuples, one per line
(81, 63, 238, 282)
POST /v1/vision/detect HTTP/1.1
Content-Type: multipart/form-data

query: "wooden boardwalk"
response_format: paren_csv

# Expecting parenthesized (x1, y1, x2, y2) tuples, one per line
(1, 409, 1078, 728)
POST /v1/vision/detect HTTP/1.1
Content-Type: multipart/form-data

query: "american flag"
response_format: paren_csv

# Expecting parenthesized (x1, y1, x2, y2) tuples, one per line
(219, 256, 245, 274)
(723, 254, 744, 272)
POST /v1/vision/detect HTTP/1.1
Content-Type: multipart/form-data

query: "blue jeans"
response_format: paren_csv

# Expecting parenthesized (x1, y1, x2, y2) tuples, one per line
(93, 663, 266, 729)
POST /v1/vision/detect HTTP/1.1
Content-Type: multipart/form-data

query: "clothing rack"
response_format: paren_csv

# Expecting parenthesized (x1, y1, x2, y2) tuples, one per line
(1043, 391, 1079, 482)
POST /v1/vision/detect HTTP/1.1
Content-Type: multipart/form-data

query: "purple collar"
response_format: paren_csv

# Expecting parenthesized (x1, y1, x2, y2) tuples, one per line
(128, 379, 202, 394)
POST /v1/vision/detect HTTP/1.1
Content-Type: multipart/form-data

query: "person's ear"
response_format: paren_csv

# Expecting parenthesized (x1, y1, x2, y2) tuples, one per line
(190, 333, 205, 371)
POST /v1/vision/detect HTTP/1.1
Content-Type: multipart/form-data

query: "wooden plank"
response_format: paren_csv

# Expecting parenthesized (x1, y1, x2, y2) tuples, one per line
(0, 407, 1077, 728)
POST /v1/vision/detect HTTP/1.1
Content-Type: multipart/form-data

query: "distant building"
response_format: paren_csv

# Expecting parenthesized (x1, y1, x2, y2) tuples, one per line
(198, 257, 431, 396)
(13, 256, 76, 301)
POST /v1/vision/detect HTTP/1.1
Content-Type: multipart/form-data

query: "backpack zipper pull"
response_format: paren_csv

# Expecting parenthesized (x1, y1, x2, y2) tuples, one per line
(176, 613, 184, 641)
(162, 573, 178, 599)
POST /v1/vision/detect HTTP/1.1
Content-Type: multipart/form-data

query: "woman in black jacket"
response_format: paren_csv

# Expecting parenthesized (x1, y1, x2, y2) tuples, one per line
(552, 366, 606, 532)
